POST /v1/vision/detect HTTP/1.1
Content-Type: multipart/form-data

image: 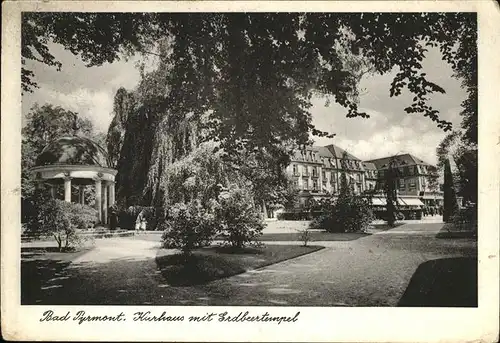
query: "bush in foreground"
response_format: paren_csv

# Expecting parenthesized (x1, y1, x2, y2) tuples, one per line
(25, 196, 98, 251)
(160, 201, 216, 255)
(310, 173, 373, 233)
(215, 185, 265, 249)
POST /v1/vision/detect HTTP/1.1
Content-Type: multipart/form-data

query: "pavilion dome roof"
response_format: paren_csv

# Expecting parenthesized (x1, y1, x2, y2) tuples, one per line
(35, 136, 112, 168)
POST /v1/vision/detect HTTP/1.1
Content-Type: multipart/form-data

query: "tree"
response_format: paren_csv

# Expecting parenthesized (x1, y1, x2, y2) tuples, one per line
(312, 155, 373, 233)
(23, 13, 477, 210)
(443, 158, 459, 223)
(23, 13, 476, 152)
(384, 157, 400, 227)
(25, 195, 98, 251)
(426, 165, 440, 193)
(21, 104, 95, 199)
(437, 131, 477, 204)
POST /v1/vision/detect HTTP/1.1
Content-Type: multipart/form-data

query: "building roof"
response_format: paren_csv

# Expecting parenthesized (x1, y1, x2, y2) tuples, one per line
(291, 143, 362, 168)
(366, 153, 432, 169)
(362, 162, 377, 171)
(324, 144, 361, 161)
(35, 136, 112, 168)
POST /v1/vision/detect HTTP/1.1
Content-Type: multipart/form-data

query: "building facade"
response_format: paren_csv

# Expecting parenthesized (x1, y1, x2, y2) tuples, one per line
(285, 145, 443, 209)
(366, 154, 443, 207)
(285, 144, 367, 207)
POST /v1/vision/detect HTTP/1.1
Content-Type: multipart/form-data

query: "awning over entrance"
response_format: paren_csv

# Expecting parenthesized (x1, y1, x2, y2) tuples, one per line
(371, 197, 423, 207)
(372, 197, 387, 206)
(396, 198, 406, 206)
(401, 198, 425, 206)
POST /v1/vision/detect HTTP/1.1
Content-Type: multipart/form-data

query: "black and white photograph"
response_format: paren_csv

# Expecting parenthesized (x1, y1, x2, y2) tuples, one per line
(2, 1, 499, 342)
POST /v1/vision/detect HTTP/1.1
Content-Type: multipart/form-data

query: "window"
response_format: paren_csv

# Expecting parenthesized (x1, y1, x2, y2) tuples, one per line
(399, 179, 405, 189)
(292, 164, 298, 175)
(369, 183, 374, 190)
(294, 180, 299, 188)
(409, 178, 416, 190)
(312, 166, 318, 177)
(322, 169, 326, 179)
(379, 170, 385, 178)
(331, 172, 336, 182)
(303, 180, 309, 190)
(303, 165, 308, 175)
(357, 173, 362, 182)
(313, 180, 318, 190)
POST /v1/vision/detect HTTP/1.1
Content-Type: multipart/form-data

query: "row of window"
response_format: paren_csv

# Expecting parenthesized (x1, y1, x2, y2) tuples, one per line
(293, 178, 370, 193)
(293, 157, 366, 171)
(292, 164, 365, 181)
(378, 165, 429, 178)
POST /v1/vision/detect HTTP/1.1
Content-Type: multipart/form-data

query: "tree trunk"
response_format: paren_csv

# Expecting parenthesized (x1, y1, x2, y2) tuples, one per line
(54, 234, 62, 252)
(262, 200, 268, 219)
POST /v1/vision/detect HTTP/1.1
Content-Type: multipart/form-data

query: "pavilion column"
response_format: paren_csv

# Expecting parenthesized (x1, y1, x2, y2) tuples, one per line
(95, 178, 102, 223)
(109, 181, 116, 207)
(102, 183, 108, 225)
(64, 177, 72, 202)
(49, 184, 56, 199)
(79, 186, 85, 205)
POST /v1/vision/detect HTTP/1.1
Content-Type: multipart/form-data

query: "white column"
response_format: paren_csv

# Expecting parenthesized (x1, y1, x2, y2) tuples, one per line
(102, 183, 108, 225)
(49, 185, 56, 199)
(95, 178, 102, 223)
(64, 177, 72, 202)
(109, 181, 116, 207)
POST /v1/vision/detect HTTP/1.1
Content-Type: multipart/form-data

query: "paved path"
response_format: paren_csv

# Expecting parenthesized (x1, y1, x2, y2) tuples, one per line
(26, 222, 476, 306)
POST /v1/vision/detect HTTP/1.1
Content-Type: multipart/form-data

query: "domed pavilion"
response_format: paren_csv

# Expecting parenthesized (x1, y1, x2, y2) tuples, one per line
(31, 136, 118, 225)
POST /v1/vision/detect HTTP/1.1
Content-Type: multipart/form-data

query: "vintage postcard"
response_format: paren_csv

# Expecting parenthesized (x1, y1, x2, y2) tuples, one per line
(1, 1, 499, 342)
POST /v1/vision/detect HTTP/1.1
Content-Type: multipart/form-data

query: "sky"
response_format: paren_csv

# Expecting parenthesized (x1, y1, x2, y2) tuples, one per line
(22, 41, 467, 166)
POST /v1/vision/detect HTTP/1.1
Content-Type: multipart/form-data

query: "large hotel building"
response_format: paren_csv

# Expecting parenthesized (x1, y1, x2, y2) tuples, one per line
(285, 143, 443, 209)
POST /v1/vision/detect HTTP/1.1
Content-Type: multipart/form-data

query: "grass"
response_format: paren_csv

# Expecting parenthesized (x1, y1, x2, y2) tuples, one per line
(436, 223, 478, 238)
(256, 231, 370, 242)
(21, 247, 94, 304)
(398, 257, 477, 307)
(156, 244, 324, 286)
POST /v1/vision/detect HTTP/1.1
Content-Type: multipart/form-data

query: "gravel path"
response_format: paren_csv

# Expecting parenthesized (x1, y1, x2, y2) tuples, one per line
(25, 222, 477, 306)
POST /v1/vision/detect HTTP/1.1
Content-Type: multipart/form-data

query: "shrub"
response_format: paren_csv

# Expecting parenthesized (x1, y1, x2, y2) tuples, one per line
(297, 228, 312, 247)
(450, 206, 477, 232)
(277, 211, 324, 221)
(215, 185, 265, 249)
(325, 196, 373, 233)
(25, 198, 98, 251)
(309, 214, 331, 230)
(160, 201, 216, 255)
(312, 173, 373, 233)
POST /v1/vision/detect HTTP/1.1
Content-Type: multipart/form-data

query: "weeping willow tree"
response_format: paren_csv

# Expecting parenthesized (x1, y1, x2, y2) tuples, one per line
(107, 93, 201, 207)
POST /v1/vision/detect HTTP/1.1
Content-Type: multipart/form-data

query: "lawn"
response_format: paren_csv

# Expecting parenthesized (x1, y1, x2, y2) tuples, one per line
(156, 244, 324, 286)
(257, 231, 370, 242)
(21, 246, 94, 304)
(398, 257, 477, 307)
